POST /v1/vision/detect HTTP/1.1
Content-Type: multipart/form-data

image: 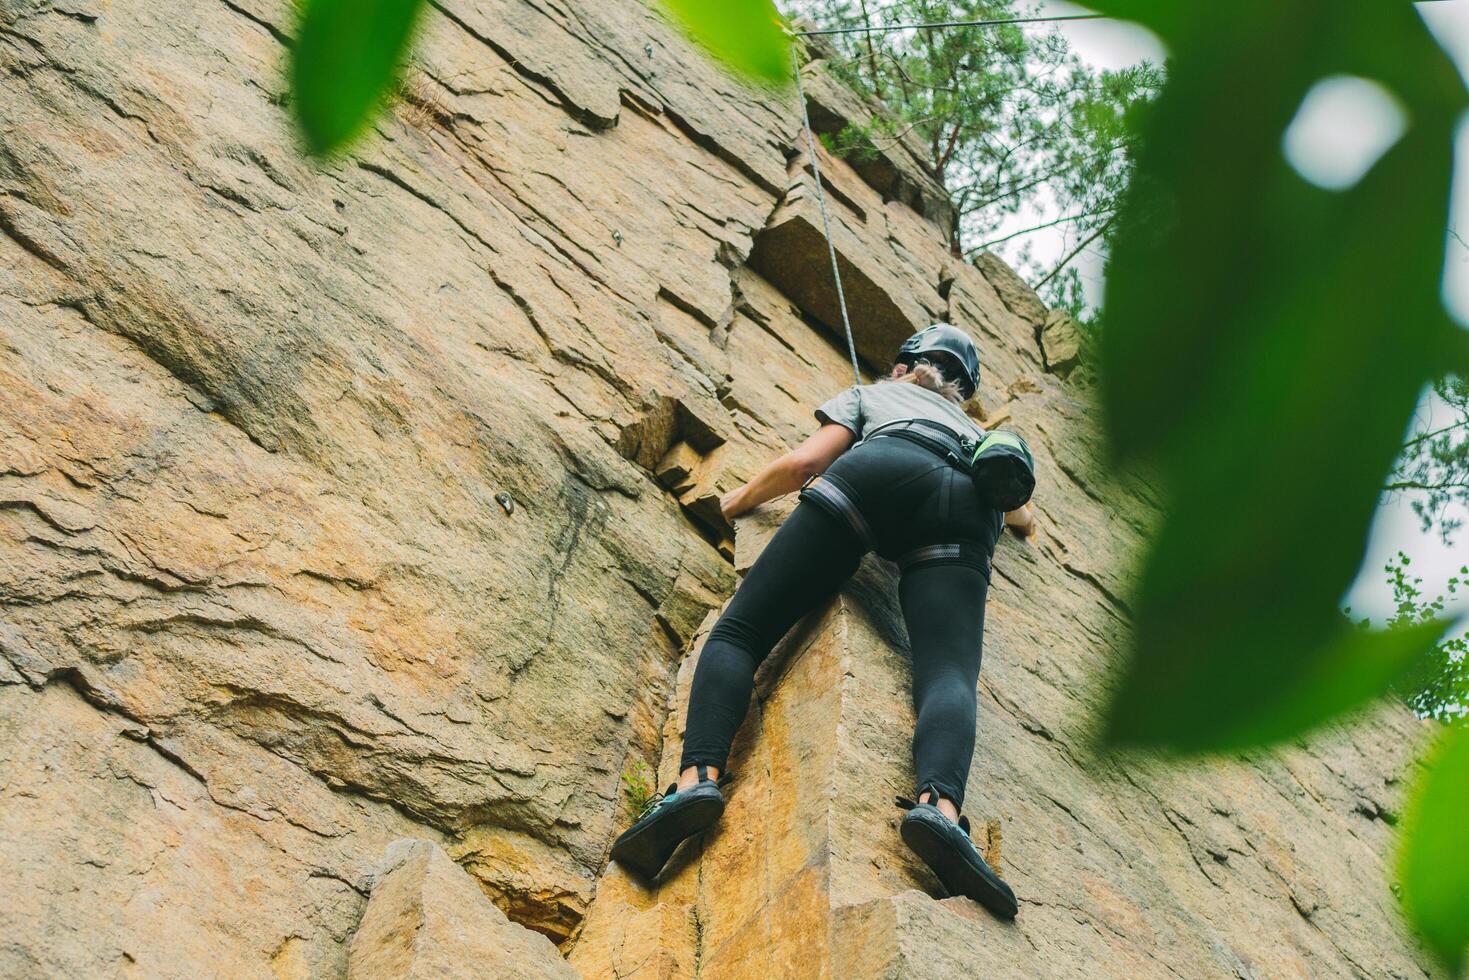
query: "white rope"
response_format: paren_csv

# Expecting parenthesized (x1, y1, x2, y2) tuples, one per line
(791, 45, 863, 388)
(795, 12, 1105, 37)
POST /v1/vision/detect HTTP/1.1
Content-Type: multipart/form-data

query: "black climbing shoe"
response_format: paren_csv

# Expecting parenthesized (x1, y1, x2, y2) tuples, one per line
(896, 789, 1018, 920)
(610, 765, 731, 881)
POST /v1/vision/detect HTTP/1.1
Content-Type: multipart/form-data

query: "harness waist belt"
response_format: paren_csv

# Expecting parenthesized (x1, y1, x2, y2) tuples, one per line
(864, 418, 974, 470)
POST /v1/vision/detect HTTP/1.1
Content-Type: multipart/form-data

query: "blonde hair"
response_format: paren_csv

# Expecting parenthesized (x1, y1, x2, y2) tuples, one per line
(880, 363, 967, 405)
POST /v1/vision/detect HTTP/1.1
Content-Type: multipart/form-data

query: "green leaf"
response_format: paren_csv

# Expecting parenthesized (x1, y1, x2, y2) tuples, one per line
(1087, 0, 1468, 751)
(1105, 617, 1456, 752)
(660, 0, 791, 85)
(291, 0, 428, 156)
(1399, 722, 1469, 975)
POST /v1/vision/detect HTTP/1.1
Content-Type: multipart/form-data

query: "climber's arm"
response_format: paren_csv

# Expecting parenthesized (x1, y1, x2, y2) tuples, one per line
(720, 423, 855, 520)
(1004, 501, 1036, 538)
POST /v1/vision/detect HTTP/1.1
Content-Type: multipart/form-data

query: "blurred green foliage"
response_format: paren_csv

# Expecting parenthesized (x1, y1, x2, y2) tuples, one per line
(661, 0, 792, 85)
(1088, 0, 1469, 968)
(291, 0, 427, 156)
(1399, 722, 1469, 976)
(287, 0, 787, 155)
(1093, 0, 1465, 748)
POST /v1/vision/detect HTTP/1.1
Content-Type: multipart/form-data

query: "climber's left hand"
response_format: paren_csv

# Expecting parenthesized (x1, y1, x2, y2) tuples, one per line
(1004, 502, 1036, 539)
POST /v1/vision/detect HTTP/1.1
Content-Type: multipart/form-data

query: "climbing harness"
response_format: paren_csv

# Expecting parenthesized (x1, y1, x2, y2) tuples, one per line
(865, 416, 974, 469)
(799, 472, 875, 549)
(864, 416, 1036, 513)
(792, 44, 863, 388)
(893, 537, 994, 579)
(799, 462, 995, 579)
(798, 422, 1000, 580)
(789, 19, 1039, 514)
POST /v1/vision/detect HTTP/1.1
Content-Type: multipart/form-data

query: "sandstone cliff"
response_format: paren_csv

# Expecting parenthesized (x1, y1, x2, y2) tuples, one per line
(0, 0, 1438, 976)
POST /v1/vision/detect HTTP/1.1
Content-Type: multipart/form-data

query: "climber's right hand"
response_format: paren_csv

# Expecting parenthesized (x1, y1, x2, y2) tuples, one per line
(720, 488, 745, 521)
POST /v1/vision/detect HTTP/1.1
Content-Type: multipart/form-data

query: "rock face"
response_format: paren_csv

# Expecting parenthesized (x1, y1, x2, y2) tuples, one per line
(570, 506, 1437, 978)
(348, 839, 576, 979)
(0, 0, 1437, 977)
(1040, 310, 1085, 380)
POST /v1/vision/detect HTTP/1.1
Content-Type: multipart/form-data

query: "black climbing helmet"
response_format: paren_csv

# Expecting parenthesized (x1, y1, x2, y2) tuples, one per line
(895, 323, 980, 399)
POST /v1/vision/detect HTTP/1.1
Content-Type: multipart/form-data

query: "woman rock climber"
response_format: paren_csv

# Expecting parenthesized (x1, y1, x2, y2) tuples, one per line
(609, 323, 1036, 920)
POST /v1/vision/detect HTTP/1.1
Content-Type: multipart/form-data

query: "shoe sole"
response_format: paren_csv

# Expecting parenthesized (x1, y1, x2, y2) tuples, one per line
(610, 795, 724, 880)
(901, 813, 1019, 919)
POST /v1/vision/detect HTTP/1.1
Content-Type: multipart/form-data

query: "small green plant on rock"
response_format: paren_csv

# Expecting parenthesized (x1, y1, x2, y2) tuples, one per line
(818, 122, 884, 165)
(621, 759, 657, 818)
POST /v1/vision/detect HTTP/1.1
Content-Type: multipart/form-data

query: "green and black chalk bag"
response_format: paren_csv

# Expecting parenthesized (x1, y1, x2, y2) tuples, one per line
(969, 430, 1035, 512)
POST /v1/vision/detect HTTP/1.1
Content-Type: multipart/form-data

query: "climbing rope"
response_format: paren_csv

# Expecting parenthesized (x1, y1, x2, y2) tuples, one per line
(794, 12, 1107, 37)
(791, 44, 864, 387)
(789, 10, 1117, 387)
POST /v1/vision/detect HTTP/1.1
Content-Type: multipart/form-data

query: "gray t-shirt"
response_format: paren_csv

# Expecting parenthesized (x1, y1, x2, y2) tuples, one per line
(815, 381, 986, 447)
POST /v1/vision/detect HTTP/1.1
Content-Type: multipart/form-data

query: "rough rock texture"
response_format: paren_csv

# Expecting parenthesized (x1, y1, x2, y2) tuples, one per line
(0, 0, 1438, 976)
(1040, 309, 1084, 379)
(571, 508, 1438, 978)
(348, 839, 576, 979)
(795, 66, 957, 237)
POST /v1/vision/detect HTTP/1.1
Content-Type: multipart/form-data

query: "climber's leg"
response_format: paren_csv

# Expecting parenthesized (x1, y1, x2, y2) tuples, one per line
(899, 557, 988, 821)
(893, 555, 1016, 918)
(678, 501, 865, 781)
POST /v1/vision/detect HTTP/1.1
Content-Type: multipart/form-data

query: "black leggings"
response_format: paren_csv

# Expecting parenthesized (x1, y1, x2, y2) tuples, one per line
(679, 436, 1000, 812)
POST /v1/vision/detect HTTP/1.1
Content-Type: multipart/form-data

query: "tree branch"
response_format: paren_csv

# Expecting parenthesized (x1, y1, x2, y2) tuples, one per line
(1036, 215, 1115, 289)
(1400, 418, 1469, 450)
(1385, 479, 1469, 493)
(967, 209, 1114, 252)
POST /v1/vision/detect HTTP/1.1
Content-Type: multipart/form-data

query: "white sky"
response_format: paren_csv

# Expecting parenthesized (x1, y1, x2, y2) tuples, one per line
(1010, 1, 1469, 627)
